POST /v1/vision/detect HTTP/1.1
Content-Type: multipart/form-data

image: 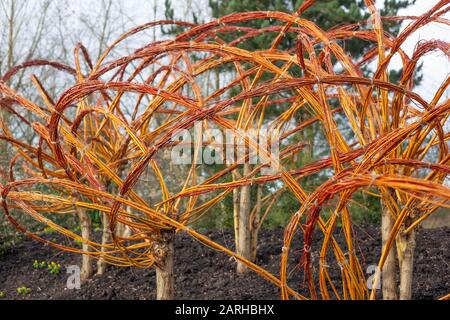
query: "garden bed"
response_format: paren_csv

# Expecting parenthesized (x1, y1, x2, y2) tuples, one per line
(0, 225, 448, 300)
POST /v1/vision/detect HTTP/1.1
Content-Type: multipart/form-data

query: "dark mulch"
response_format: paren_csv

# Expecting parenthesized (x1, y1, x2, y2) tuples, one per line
(0, 225, 448, 300)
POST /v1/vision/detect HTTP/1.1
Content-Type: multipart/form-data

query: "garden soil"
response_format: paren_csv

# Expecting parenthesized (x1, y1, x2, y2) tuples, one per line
(0, 225, 448, 300)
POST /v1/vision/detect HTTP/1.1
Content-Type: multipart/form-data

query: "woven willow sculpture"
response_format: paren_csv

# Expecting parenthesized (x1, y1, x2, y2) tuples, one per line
(0, 0, 449, 300)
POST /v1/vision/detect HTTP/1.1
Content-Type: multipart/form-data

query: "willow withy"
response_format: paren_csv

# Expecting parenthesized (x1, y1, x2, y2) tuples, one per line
(0, 0, 449, 300)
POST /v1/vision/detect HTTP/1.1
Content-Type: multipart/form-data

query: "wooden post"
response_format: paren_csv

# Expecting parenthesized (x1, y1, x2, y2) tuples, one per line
(155, 230, 175, 300)
(236, 163, 252, 274)
(397, 216, 416, 300)
(75, 205, 93, 281)
(381, 206, 398, 299)
(97, 212, 111, 275)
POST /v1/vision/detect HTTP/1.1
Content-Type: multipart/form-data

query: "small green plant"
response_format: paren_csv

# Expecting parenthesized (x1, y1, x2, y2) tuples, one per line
(33, 260, 46, 269)
(42, 227, 56, 234)
(17, 287, 31, 295)
(74, 239, 83, 248)
(0, 291, 5, 298)
(47, 261, 61, 274)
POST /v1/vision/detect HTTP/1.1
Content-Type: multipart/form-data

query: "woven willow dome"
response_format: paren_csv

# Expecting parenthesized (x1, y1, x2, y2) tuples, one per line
(0, 0, 449, 300)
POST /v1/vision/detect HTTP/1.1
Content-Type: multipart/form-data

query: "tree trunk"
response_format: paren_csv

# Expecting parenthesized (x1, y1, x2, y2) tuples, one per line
(381, 206, 398, 300)
(115, 207, 131, 238)
(397, 225, 416, 300)
(75, 205, 93, 282)
(232, 170, 240, 253)
(0, 143, 8, 181)
(236, 163, 252, 274)
(250, 184, 262, 262)
(97, 212, 111, 275)
(155, 230, 175, 300)
(0, 107, 10, 184)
